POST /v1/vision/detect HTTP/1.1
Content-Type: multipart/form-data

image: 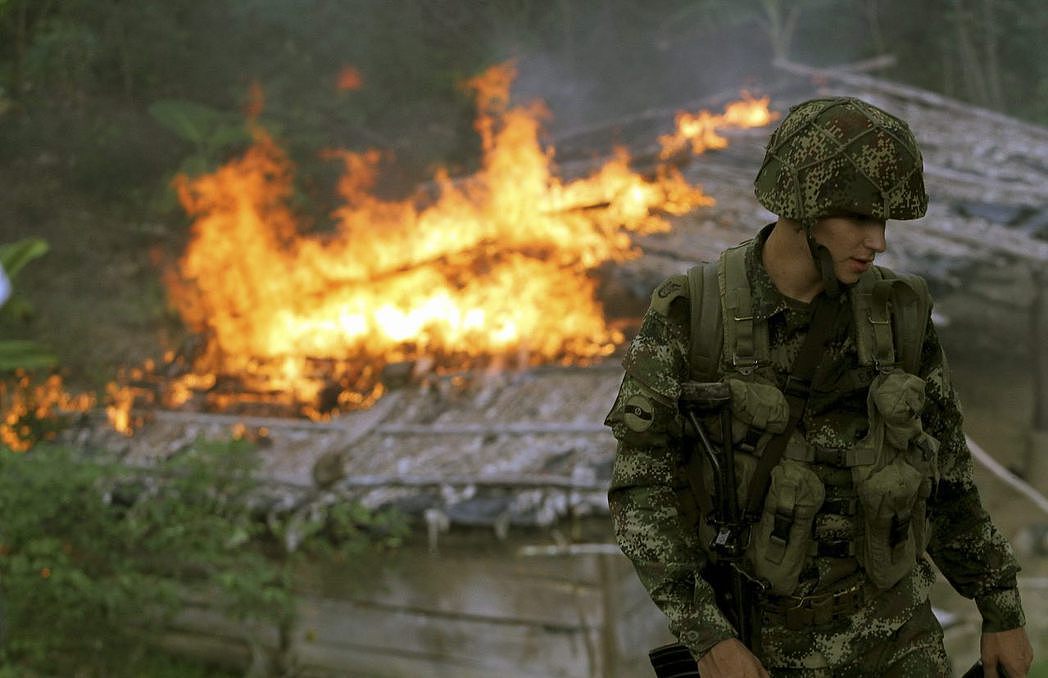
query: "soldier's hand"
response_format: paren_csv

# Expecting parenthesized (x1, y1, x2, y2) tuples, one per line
(697, 638, 770, 678)
(981, 627, 1034, 677)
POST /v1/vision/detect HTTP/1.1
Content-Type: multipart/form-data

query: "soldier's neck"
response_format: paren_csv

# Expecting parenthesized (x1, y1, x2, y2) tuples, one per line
(762, 218, 824, 304)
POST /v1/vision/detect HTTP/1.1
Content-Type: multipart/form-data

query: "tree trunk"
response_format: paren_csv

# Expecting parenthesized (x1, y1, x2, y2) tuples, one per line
(981, 0, 1004, 109)
(110, 1, 136, 103)
(11, 0, 27, 99)
(862, 0, 888, 61)
(951, 0, 991, 106)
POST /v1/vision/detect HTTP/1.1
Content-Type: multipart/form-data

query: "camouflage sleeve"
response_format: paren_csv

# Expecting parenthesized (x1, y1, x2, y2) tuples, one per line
(605, 277, 737, 658)
(919, 317, 1026, 632)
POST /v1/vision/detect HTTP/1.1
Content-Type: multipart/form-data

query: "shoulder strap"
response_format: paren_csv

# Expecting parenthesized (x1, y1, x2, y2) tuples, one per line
(686, 261, 723, 381)
(851, 267, 932, 374)
(888, 273, 931, 375)
(743, 294, 847, 518)
(718, 243, 769, 376)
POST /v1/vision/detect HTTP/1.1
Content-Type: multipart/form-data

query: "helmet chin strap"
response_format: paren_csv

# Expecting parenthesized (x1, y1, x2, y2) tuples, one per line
(803, 218, 841, 300)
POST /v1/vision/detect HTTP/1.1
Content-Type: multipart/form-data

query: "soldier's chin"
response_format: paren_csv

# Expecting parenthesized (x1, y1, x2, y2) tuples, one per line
(835, 269, 862, 285)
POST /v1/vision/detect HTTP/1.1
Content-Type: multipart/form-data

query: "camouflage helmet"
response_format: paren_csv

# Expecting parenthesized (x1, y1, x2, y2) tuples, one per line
(754, 97, 927, 222)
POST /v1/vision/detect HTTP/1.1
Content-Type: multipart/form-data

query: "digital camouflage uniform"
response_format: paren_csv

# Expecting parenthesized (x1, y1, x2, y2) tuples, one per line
(605, 98, 1026, 677)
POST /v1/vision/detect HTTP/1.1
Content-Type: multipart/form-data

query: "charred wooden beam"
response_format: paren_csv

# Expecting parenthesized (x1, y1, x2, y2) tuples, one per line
(377, 422, 607, 436)
(339, 473, 607, 492)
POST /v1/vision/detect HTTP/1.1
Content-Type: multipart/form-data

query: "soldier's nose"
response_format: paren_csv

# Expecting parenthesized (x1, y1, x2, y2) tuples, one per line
(864, 224, 887, 253)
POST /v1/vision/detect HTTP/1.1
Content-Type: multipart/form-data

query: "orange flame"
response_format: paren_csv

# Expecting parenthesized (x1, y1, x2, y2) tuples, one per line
(1, 373, 95, 452)
(336, 66, 363, 92)
(659, 92, 778, 160)
(107, 66, 776, 427)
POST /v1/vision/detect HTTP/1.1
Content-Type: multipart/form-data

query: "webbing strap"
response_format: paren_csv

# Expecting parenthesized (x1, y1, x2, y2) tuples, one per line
(868, 281, 896, 368)
(889, 275, 931, 375)
(720, 245, 768, 375)
(743, 295, 846, 518)
(687, 262, 723, 381)
(851, 267, 932, 374)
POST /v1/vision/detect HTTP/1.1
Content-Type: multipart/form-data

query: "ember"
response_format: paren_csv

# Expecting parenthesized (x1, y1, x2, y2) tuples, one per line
(107, 64, 776, 430)
(336, 66, 363, 91)
(1, 373, 95, 451)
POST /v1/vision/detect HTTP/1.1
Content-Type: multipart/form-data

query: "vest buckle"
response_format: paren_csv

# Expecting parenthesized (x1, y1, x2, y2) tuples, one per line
(731, 353, 758, 375)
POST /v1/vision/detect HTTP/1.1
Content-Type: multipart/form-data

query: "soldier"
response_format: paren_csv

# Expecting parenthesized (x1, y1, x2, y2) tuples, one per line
(605, 97, 1034, 677)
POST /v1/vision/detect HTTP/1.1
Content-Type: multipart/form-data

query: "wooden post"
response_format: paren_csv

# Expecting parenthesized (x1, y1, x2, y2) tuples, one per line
(1028, 266, 1048, 487)
(598, 553, 620, 678)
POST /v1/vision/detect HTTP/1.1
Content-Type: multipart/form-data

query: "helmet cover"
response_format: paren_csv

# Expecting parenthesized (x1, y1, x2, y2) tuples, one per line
(754, 97, 927, 222)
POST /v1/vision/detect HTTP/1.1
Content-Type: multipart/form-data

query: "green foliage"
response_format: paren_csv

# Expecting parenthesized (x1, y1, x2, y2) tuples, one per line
(0, 237, 48, 280)
(0, 439, 405, 675)
(23, 17, 99, 97)
(0, 340, 56, 370)
(148, 99, 250, 175)
(0, 238, 56, 370)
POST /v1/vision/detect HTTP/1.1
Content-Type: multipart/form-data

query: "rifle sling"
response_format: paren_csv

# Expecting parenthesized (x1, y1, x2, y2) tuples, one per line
(742, 294, 844, 518)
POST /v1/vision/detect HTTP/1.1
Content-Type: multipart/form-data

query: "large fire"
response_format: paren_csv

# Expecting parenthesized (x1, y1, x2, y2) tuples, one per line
(106, 64, 776, 431)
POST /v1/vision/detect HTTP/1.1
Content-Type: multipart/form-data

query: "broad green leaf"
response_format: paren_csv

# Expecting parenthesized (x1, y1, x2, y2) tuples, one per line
(208, 123, 251, 148)
(148, 99, 240, 145)
(0, 238, 49, 280)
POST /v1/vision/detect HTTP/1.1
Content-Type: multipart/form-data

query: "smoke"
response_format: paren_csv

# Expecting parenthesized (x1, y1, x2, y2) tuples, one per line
(492, 12, 779, 137)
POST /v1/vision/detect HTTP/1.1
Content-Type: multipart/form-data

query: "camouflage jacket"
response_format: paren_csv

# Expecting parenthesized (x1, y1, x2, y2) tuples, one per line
(605, 225, 1025, 663)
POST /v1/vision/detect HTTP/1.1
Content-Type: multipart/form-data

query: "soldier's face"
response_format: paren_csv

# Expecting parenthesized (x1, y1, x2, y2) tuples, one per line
(811, 215, 887, 284)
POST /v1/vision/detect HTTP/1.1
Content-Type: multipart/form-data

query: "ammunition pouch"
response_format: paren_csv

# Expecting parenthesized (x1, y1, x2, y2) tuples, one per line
(750, 458, 825, 595)
(852, 369, 939, 590)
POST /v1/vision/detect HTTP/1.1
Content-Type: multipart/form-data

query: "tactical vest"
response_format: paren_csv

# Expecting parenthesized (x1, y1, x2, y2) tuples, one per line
(683, 241, 937, 596)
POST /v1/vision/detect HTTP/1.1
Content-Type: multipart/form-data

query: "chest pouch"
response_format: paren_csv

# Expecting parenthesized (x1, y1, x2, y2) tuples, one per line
(725, 377, 790, 444)
(852, 370, 939, 590)
(750, 458, 825, 595)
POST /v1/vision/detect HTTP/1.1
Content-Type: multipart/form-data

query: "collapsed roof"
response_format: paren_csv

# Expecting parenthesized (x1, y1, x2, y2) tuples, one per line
(83, 63, 1048, 537)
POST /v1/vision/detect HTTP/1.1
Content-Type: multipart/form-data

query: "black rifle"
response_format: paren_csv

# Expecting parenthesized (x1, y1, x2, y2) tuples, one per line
(649, 381, 761, 678)
(681, 381, 759, 648)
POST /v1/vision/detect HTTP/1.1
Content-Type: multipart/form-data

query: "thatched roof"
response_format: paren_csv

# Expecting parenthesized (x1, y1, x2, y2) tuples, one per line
(80, 63, 1048, 536)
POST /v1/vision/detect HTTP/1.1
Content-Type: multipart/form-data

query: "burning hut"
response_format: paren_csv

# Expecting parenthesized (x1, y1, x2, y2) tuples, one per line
(58, 59, 1048, 676)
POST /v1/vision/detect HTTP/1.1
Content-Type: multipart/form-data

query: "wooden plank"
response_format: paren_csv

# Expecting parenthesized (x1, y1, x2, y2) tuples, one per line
(1033, 269, 1048, 431)
(145, 390, 403, 434)
(154, 629, 251, 670)
(378, 422, 608, 436)
(293, 597, 598, 675)
(340, 473, 607, 491)
(295, 642, 564, 678)
(302, 542, 605, 589)
(168, 605, 280, 648)
(614, 596, 675, 663)
(297, 551, 605, 627)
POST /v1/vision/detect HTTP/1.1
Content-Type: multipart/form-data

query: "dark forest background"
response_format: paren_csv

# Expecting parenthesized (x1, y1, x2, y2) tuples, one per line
(1, 0, 1047, 385)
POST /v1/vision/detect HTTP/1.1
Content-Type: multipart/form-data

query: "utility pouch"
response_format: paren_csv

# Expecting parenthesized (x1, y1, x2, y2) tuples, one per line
(726, 378, 790, 441)
(751, 459, 825, 595)
(854, 369, 939, 589)
(870, 370, 926, 450)
(856, 454, 924, 590)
